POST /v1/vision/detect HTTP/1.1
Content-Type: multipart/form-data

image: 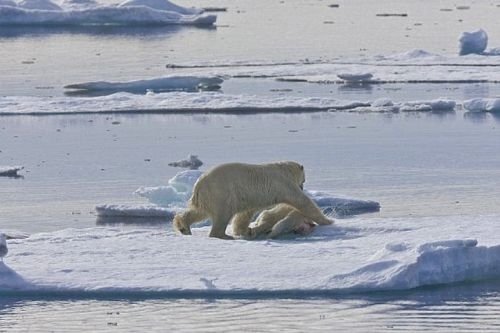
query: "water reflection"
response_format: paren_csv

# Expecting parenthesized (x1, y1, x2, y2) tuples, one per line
(0, 25, 213, 39)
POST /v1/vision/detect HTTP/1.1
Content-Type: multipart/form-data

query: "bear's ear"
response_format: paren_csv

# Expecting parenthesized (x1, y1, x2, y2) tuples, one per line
(299, 164, 304, 171)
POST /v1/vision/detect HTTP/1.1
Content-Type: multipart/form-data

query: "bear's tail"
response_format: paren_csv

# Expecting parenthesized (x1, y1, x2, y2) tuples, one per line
(173, 208, 208, 235)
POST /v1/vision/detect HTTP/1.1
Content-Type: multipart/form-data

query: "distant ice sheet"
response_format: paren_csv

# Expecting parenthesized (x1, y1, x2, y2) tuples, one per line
(0, 0, 216, 26)
(2, 214, 500, 294)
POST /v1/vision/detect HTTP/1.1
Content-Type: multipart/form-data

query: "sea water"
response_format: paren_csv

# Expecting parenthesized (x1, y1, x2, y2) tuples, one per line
(1, 0, 500, 331)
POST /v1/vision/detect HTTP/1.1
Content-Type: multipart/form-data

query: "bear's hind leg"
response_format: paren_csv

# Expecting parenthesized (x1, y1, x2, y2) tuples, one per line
(209, 212, 234, 240)
(285, 192, 334, 226)
(173, 208, 207, 235)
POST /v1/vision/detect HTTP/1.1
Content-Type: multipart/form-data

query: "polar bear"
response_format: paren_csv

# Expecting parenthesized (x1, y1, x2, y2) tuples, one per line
(250, 203, 317, 239)
(173, 161, 333, 239)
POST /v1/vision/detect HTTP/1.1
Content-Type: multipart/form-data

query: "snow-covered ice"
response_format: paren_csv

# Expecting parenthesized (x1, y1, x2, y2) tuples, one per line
(64, 76, 223, 95)
(459, 29, 488, 56)
(1, 214, 500, 295)
(134, 169, 203, 207)
(0, 92, 462, 115)
(0, 166, 23, 177)
(0, 0, 216, 26)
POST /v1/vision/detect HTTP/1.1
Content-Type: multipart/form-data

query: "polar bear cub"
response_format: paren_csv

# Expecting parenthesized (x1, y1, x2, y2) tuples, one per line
(173, 161, 333, 239)
(251, 203, 317, 239)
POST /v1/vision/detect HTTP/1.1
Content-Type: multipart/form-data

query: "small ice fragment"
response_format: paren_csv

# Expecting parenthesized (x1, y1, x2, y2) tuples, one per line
(168, 155, 203, 169)
(459, 29, 488, 55)
(0, 233, 7, 262)
(0, 166, 23, 177)
(337, 73, 373, 82)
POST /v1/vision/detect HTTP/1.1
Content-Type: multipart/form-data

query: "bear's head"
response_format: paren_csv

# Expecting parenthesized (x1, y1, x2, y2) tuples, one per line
(274, 161, 305, 190)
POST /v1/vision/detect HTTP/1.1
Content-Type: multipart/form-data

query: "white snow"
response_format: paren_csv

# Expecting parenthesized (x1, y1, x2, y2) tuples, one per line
(0, 0, 216, 26)
(0, 166, 23, 177)
(459, 29, 488, 56)
(64, 76, 223, 94)
(463, 98, 500, 112)
(1, 214, 500, 294)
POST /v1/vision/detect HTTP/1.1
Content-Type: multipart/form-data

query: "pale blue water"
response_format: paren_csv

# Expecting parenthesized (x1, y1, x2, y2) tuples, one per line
(1, 0, 500, 331)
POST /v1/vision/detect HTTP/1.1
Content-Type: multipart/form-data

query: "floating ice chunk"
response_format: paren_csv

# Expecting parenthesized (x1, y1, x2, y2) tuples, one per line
(485, 47, 500, 56)
(0, 166, 23, 177)
(459, 29, 488, 55)
(118, 0, 202, 15)
(18, 0, 62, 10)
(306, 190, 380, 216)
(134, 170, 202, 206)
(337, 73, 373, 82)
(463, 98, 500, 112)
(64, 76, 223, 95)
(95, 204, 175, 218)
(168, 154, 203, 169)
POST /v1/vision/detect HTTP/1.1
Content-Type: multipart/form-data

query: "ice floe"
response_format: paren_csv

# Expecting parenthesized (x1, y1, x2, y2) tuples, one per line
(0, 166, 23, 177)
(1, 214, 500, 295)
(95, 204, 175, 218)
(64, 76, 223, 95)
(337, 73, 374, 82)
(0, 0, 216, 26)
(463, 98, 500, 112)
(0, 92, 462, 115)
(459, 29, 488, 56)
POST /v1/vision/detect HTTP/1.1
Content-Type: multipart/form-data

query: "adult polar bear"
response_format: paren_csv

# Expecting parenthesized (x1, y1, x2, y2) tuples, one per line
(173, 161, 333, 239)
